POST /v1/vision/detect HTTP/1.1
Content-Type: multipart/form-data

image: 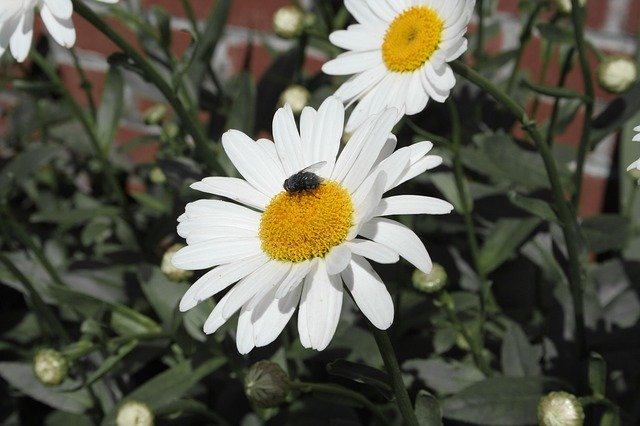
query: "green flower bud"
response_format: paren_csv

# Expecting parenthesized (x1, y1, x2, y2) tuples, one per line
(597, 55, 638, 94)
(273, 5, 305, 39)
(149, 167, 166, 184)
(142, 104, 168, 125)
(552, 0, 586, 14)
(116, 401, 154, 426)
(412, 264, 447, 294)
(278, 85, 311, 115)
(244, 360, 290, 409)
(33, 348, 68, 386)
(538, 391, 585, 426)
(161, 243, 193, 282)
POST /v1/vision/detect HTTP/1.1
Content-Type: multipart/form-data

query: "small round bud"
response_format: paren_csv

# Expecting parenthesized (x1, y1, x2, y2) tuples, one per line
(244, 360, 290, 408)
(412, 264, 447, 294)
(163, 243, 193, 282)
(33, 349, 68, 386)
(279, 85, 311, 115)
(552, 0, 586, 14)
(597, 56, 638, 94)
(149, 167, 166, 184)
(116, 401, 154, 426)
(273, 5, 305, 39)
(142, 104, 168, 125)
(537, 391, 584, 426)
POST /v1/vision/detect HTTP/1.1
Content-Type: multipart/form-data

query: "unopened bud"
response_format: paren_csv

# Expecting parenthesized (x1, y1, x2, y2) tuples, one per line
(552, 0, 586, 14)
(597, 56, 638, 94)
(116, 401, 154, 426)
(273, 5, 305, 39)
(279, 85, 311, 115)
(143, 104, 167, 125)
(149, 167, 166, 184)
(244, 360, 290, 408)
(33, 349, 68, 386)
(412, 264, 447, 294)
(537, 391, 584, 426)
(163, 243, 193, 281)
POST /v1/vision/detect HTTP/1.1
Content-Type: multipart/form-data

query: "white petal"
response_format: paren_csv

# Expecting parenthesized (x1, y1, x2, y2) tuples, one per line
(275, 260, 313, 298)
(404, 71, 430, 115)
(426, 62, 456, 92)
(345, 239, 399, 264)
(222, 261, 290, 318)
(345, 0, 386, 27)
(298, 261, 343, 350)
(359, 217, 432, 273)
(299, 106, 317, 157)
(325, 244, 352, 275)
(179, 254, 269, 311)
(352, 172, 387, 231)
(329, 25, 382, 51)
(394, 155, 443, 188)
(373, 195, 454, 216)
(273, 104, 305, 176)
(40, 6, 75, 48)
(172, 238, 262, 270)
(222, 130, 282, 196)
(236, 307, 255, 354)
(42, 0, 73, 19)
(8, 11, 32, 62)
(190, 176, 270, 210)
(306, 96, 344, 177)
(342, 255, 394, 329)
(245, 261, 292, 310)
(253, 285, 301, 347)
(334, 63, 387, 104)
(322, 50, 383, 75)
(420, 66, 450, 103)
(203, 291, 232, 334)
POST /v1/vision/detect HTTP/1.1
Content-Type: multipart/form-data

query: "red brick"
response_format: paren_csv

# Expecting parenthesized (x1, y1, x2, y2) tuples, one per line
(73, 15, 140, 56)
(59, 65, 107, 107)
(228, 0, 289, 32)
(578, 174, 607, 216)
(625, 0, 640, 34)
(115, 126, 158, 163)
(141, 0, 212, 19)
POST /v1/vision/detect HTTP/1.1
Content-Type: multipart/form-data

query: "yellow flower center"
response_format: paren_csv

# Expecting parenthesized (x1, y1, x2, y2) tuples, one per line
(259, 181, 353, 263)
(382, 6, 444, 73)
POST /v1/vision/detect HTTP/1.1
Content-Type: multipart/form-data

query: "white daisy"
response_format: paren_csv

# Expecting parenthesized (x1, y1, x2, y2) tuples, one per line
(0, 0, 118, 63)
(322, 0, 475, 132)
(627, 125, 640, 177)
(173, 96, 453, 354)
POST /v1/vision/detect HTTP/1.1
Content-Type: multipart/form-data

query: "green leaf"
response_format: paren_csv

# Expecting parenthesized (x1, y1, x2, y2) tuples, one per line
(442, 377, 562, 425)
(588, 352, 606, 398)
(501, 324, 542, 377)
(45, 411, 93, 426)
(536, 23, 574, 43)
(326, 359, 392, 400)
(403, 358, 485, 395)
(591, 82, 640, 144)
(478, 218, 541, 274)
(0, 362, 93, 413)
(0, 145, 63, 199)
(415, 390, 443, 426)
(31, 207, 121, 225)
(581, 215, 630, 253)
(138, 265, 185, 326)
(429, 172, 472, 214)
(521, 79, 583, 99)
(96, 67, 124, 154)
(224, 71, 256, 135)
(508, 192, 559, 223)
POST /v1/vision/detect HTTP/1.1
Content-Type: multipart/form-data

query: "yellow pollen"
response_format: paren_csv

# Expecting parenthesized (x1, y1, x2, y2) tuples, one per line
(382, 6, 444, 73)
(259, 181, 353, 263)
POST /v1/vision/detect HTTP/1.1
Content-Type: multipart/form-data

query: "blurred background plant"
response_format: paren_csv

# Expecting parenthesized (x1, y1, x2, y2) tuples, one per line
(1, 0, 640, 424)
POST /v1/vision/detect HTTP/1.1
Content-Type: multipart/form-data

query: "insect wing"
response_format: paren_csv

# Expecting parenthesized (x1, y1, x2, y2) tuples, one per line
(300, 161, 327, 174)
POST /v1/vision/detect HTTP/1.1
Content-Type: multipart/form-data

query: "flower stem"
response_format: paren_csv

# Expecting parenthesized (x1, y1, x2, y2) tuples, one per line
(371, 328, 419, 426)
(451, 60, 587, 362)
(292, 381, 391, 425)
(72, 0, 221, 172)
(569, 0, 595, 209)
(506, 1, 545, 94)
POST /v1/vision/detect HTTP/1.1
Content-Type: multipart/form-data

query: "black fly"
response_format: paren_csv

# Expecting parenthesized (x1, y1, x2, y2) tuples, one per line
(283, 161, 327, 193)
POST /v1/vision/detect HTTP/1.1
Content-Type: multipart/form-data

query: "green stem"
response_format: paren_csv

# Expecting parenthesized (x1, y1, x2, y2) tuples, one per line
(506, 2, 545, 94)
(371, 328, 418, 426)
(292, 381, 391, 425)
(65, 332, 171, 361)
(447, 100, 493, 375)
(451, 60, 587, 363)
(545, 48, 576, 147)
(72, 0, 220, 172)
(30, 50, 125, 206)
(624, 179, 639, 219)
(69, 48, 97, 115)
(475, 0, 485, 62)
(569, 0, 595, 209)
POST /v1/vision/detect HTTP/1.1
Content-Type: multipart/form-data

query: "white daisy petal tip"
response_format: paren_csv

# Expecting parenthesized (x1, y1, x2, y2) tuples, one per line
(327, 0, 473, 123)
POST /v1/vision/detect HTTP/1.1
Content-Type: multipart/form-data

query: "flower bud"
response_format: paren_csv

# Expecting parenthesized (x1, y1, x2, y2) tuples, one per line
(537, 391, 584, 426)
(278, 85, 311, 115)
(142, 104, 168, 125)
(597, 56, 638, 94)
(149, 167, 166, 184)
(116, 401, 154, 426)
(163, 243, 193, 282)
(273, 5, 305, 39)
(33, 348, 68, 386)
(412, 263, 447, 294)
(244, 360, 290, 408)
(552, 0, 586, 14)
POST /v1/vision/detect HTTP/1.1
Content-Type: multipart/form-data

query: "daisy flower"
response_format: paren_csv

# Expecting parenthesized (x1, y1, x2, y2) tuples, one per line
(627, 125, 640, 178)
(323, 0, 476, 132)
(173, 96, 453, 354)
(0, 0, 118, 63)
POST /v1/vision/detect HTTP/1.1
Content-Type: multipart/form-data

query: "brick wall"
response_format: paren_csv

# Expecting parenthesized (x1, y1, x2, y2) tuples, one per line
(3, 0, 639, 215)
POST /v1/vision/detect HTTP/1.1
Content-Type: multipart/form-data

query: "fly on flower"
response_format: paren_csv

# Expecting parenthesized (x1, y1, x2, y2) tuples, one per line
(283, 161, 326, 193)
(173, 96, 453, 354)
